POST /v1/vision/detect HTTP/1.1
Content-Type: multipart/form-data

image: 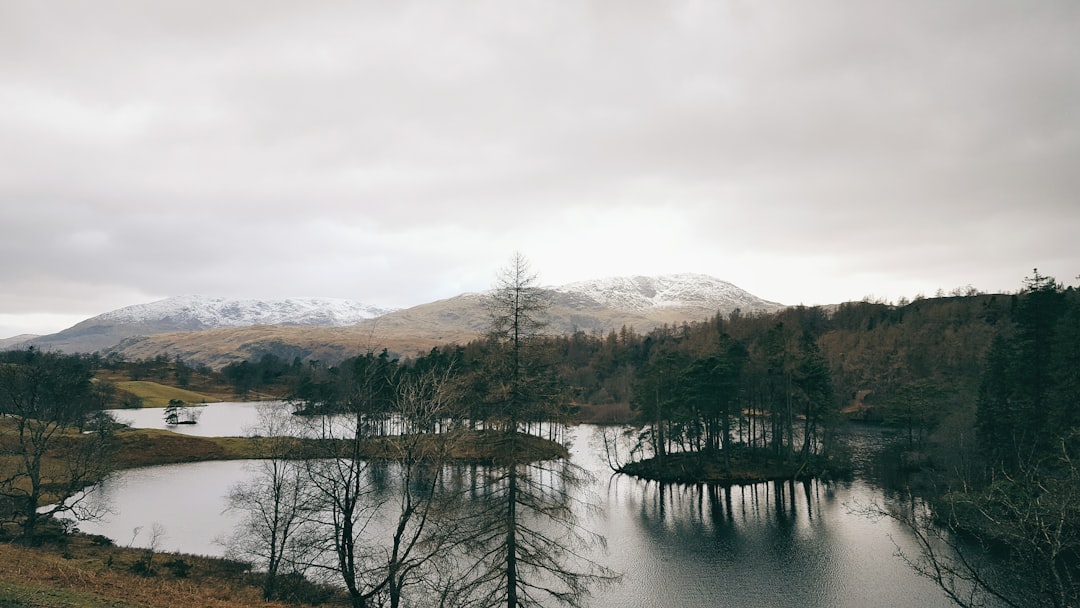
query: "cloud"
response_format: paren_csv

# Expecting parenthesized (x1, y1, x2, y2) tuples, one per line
(1, 0, 1078, 336)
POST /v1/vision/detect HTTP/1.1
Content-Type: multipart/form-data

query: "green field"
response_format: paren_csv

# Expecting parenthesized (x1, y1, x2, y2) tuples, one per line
(115, 381, 213, 408)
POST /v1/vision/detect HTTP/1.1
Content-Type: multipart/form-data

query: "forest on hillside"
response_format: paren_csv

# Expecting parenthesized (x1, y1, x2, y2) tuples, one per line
(5, 269, 1080, 607)
(209, 281, 1017, 447)
(147, 270, 1080, 606)
(85, 273, 1063, 467)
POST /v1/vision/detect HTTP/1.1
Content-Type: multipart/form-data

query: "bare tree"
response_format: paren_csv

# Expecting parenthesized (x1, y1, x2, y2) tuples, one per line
(130, 522, 168, 575)
(294, 355, 466, 608)
(870, 442, 1080, 608)
(299, 392, 386, 608)
(225, 407, 313, 601)
(379, 365, 465, 608)
(0, 350, 115, 541)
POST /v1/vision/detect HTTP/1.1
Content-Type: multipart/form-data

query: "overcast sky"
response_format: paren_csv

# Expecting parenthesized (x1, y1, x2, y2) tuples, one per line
(3, 1, 1079, 338)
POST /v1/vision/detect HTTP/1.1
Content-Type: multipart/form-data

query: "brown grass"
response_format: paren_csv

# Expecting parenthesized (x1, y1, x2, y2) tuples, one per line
(113, 381, 214, 408)
(111, 429, 262, 468)
(95, 370, 286, 405)
(0, 534, 338, 607)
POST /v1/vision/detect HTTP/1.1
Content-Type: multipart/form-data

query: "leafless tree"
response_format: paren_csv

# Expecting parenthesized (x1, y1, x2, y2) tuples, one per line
(378, 365, 466, 608)
(225, 407, 313, 600)
(869, 441, 1080, 608)
(294, 358, 467, 608)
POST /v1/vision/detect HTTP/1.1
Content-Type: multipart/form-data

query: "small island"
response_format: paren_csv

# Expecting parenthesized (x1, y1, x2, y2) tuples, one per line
(616, 448, 842, 485)
(162, 399, 202, 425)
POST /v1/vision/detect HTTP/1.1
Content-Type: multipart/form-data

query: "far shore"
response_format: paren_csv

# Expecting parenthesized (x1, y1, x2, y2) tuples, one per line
(110, 426, 569, 470)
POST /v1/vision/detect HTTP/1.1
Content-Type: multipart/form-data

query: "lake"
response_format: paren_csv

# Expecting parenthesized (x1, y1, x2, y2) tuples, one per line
(80, 402, 965, 607)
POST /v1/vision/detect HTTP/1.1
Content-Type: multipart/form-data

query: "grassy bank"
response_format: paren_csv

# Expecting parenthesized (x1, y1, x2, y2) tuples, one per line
(113, 381, 215, 408)
(0, 533, 343, 607)
(95, 369, 288, 408)
(111, 427, 569, 469)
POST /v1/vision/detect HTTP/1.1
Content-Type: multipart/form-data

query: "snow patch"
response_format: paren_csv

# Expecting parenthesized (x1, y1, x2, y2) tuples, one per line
(95, 295, 395, 329)
(551, 273, 782, 312)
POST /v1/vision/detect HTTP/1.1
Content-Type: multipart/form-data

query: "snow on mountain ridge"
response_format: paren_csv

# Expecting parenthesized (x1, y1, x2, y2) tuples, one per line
(85, 274, 776, 333)
(552, 273, 782, 312)
(96, 295, 395, 328)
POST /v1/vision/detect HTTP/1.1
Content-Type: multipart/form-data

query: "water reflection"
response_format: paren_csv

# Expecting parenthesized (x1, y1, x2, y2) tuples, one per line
(570, 425, 960, 608)
(88, 403, 965, 607)
(106, 401, 282, 436)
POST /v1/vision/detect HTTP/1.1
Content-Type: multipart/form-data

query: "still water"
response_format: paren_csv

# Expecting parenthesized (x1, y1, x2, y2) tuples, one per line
(83, 403, 959, 608)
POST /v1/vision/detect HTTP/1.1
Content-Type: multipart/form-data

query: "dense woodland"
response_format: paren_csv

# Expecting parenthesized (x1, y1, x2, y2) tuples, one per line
(3, 269, 1080, 607)
(209, 279, 1023, 476)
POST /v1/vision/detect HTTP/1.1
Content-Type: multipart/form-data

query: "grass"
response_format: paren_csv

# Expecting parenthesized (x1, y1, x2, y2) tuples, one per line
(96, 369, 289, 408)
(111, 428, 266, 468)
(0, 579, 146, 608)
(114, 381, 213, 408)
(0, 534, 338, 607)
(111, 428, 569, 469)
(3, 416, 570, 489)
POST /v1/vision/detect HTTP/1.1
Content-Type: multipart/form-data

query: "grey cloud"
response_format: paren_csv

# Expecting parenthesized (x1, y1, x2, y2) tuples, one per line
(2, 0, 1079, 334)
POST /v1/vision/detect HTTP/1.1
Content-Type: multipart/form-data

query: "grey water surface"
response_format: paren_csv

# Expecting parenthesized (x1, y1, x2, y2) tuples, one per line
(79, 402, 964, 608)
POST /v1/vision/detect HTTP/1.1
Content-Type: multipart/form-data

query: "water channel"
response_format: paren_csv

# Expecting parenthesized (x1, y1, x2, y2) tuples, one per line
(76, 402, 965, 607)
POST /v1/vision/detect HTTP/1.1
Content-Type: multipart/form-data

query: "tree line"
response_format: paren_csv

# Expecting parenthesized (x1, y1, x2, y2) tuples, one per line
(228, 267, 1080, 606)
(869, 270, 1080, 608)
(5, 263, 1075, 606)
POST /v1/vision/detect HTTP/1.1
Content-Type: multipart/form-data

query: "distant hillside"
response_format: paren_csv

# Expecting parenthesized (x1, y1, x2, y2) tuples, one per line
(552, 273, 782, 313)
(20, 296, 395, 354)
(0, 334, 38, 350)
(9, 274, 786, 368)
(108, 324, 461, 370)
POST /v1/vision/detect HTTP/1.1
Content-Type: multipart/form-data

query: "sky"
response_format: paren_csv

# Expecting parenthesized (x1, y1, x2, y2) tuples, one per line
(3, 1, 1079, 339)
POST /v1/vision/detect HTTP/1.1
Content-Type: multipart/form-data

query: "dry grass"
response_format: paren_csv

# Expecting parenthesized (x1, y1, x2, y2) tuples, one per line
(95, 371, 256, 403)
(356, 430, 569, 463)
(111, 429, 271, 468)
(4, 420, 570, 484)
(0, 534, 336, 607)
(113, 381, 214, 408)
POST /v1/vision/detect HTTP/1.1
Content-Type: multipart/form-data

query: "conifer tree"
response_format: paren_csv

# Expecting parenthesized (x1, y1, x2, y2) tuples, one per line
(456, 253, 616, 608)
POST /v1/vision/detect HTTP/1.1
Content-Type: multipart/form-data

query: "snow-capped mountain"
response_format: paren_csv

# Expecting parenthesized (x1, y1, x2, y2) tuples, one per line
(10, 275, 786, 365)
(97, 295, 393, 330)
(19, 296, 395, 355)
(551, 273, 782, 313)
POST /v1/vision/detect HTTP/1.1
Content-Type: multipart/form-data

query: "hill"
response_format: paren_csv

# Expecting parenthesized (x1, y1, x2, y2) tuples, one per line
(18, 296, 395, 354)
(7, 274, 784, 369)
(0, 334, 38, 349)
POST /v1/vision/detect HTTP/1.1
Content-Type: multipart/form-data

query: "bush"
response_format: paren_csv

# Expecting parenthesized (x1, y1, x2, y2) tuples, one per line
(164, 558, 191, 578)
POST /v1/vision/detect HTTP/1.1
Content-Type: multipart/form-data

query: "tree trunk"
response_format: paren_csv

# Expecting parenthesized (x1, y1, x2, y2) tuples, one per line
(506, 463, 518, 608)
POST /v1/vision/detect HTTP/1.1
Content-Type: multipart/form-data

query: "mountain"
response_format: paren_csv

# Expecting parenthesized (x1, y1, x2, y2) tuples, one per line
(0, 334, 39, 350)
(11, 275, 784, 368)
(315, 273, 781, 344)
(551, 273, 781, 313)
(20, 296, 395, 355)
(94, 295, 393, 329)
